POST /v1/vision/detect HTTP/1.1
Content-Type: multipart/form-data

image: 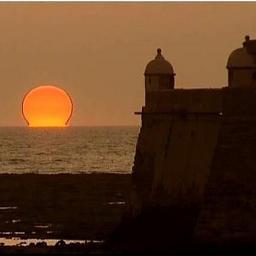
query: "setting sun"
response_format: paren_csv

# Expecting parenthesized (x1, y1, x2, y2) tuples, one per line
(22, 85, 73, 127)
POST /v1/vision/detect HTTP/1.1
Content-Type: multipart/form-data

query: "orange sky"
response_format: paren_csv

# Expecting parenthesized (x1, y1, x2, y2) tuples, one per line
(0, 2, 256, 126)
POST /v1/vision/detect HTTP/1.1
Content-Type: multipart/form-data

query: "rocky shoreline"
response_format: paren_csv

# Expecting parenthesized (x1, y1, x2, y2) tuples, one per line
(0, 173, 131, 246)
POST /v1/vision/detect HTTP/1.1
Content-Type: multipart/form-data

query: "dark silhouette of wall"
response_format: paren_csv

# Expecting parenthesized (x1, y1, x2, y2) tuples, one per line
(111, 86, 256, 252)
(132, 89, 222, 213)
(195, 87, 256, 246)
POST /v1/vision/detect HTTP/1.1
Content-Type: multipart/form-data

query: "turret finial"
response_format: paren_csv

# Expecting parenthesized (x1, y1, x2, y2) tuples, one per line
(245, 35, 250, 42)
(157, 48, 162, 55)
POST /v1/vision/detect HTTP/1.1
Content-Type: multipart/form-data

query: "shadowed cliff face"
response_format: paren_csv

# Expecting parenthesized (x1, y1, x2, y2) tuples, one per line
(111, 87, 256, 252)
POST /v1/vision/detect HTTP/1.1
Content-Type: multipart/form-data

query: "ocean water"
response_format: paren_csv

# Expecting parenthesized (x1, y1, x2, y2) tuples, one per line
(0, 126, 139, 174)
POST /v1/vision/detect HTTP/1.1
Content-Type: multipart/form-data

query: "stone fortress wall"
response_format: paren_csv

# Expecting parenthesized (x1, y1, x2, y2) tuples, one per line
(116, 36, 256, 251)
(133, 89, 222, 211)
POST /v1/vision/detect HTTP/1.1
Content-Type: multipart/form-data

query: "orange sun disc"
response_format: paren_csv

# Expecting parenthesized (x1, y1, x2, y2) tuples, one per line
(22, 85, 73, 127)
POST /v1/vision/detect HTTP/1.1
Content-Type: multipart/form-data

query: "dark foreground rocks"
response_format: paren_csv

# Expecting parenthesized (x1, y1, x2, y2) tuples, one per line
(0, 173, 131, 240)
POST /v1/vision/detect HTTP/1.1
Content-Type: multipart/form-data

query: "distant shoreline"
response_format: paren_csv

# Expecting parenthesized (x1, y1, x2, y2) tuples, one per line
(0, 125, 140, 128)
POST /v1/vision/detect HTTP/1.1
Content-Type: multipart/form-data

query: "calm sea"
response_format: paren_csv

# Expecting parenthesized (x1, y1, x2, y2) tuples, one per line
(0, 126, 139, 174)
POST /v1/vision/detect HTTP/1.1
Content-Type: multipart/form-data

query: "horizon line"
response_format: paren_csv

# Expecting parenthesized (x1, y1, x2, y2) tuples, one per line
(0, 124, 140, 128)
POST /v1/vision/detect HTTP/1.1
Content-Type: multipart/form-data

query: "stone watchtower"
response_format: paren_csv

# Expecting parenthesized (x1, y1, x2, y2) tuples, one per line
(227, 35, 256, 87)
(144, 49, 175, 105)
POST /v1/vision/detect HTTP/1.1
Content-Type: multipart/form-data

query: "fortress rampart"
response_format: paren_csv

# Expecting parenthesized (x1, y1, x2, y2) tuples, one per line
(130, 87, 256, 247)
(133, 88, 222, 211)
(110, 36, 256, 252)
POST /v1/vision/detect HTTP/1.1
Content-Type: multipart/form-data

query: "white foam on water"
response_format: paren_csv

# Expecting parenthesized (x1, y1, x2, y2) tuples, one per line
(0, 207, 17, 210)
(0, 237, 104, 246)
(107, 201, 126, 205)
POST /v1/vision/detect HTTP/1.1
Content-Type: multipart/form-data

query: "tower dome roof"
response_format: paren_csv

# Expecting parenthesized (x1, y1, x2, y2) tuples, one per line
(227, 36, 256, 69)
(144, 49, 175, 75)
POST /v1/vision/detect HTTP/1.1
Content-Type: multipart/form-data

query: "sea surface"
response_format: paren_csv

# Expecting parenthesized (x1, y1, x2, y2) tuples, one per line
(0, 126, 139, 174)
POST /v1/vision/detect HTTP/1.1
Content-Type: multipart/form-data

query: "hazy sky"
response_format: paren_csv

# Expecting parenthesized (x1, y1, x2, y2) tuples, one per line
(0, 2, 256, 126)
